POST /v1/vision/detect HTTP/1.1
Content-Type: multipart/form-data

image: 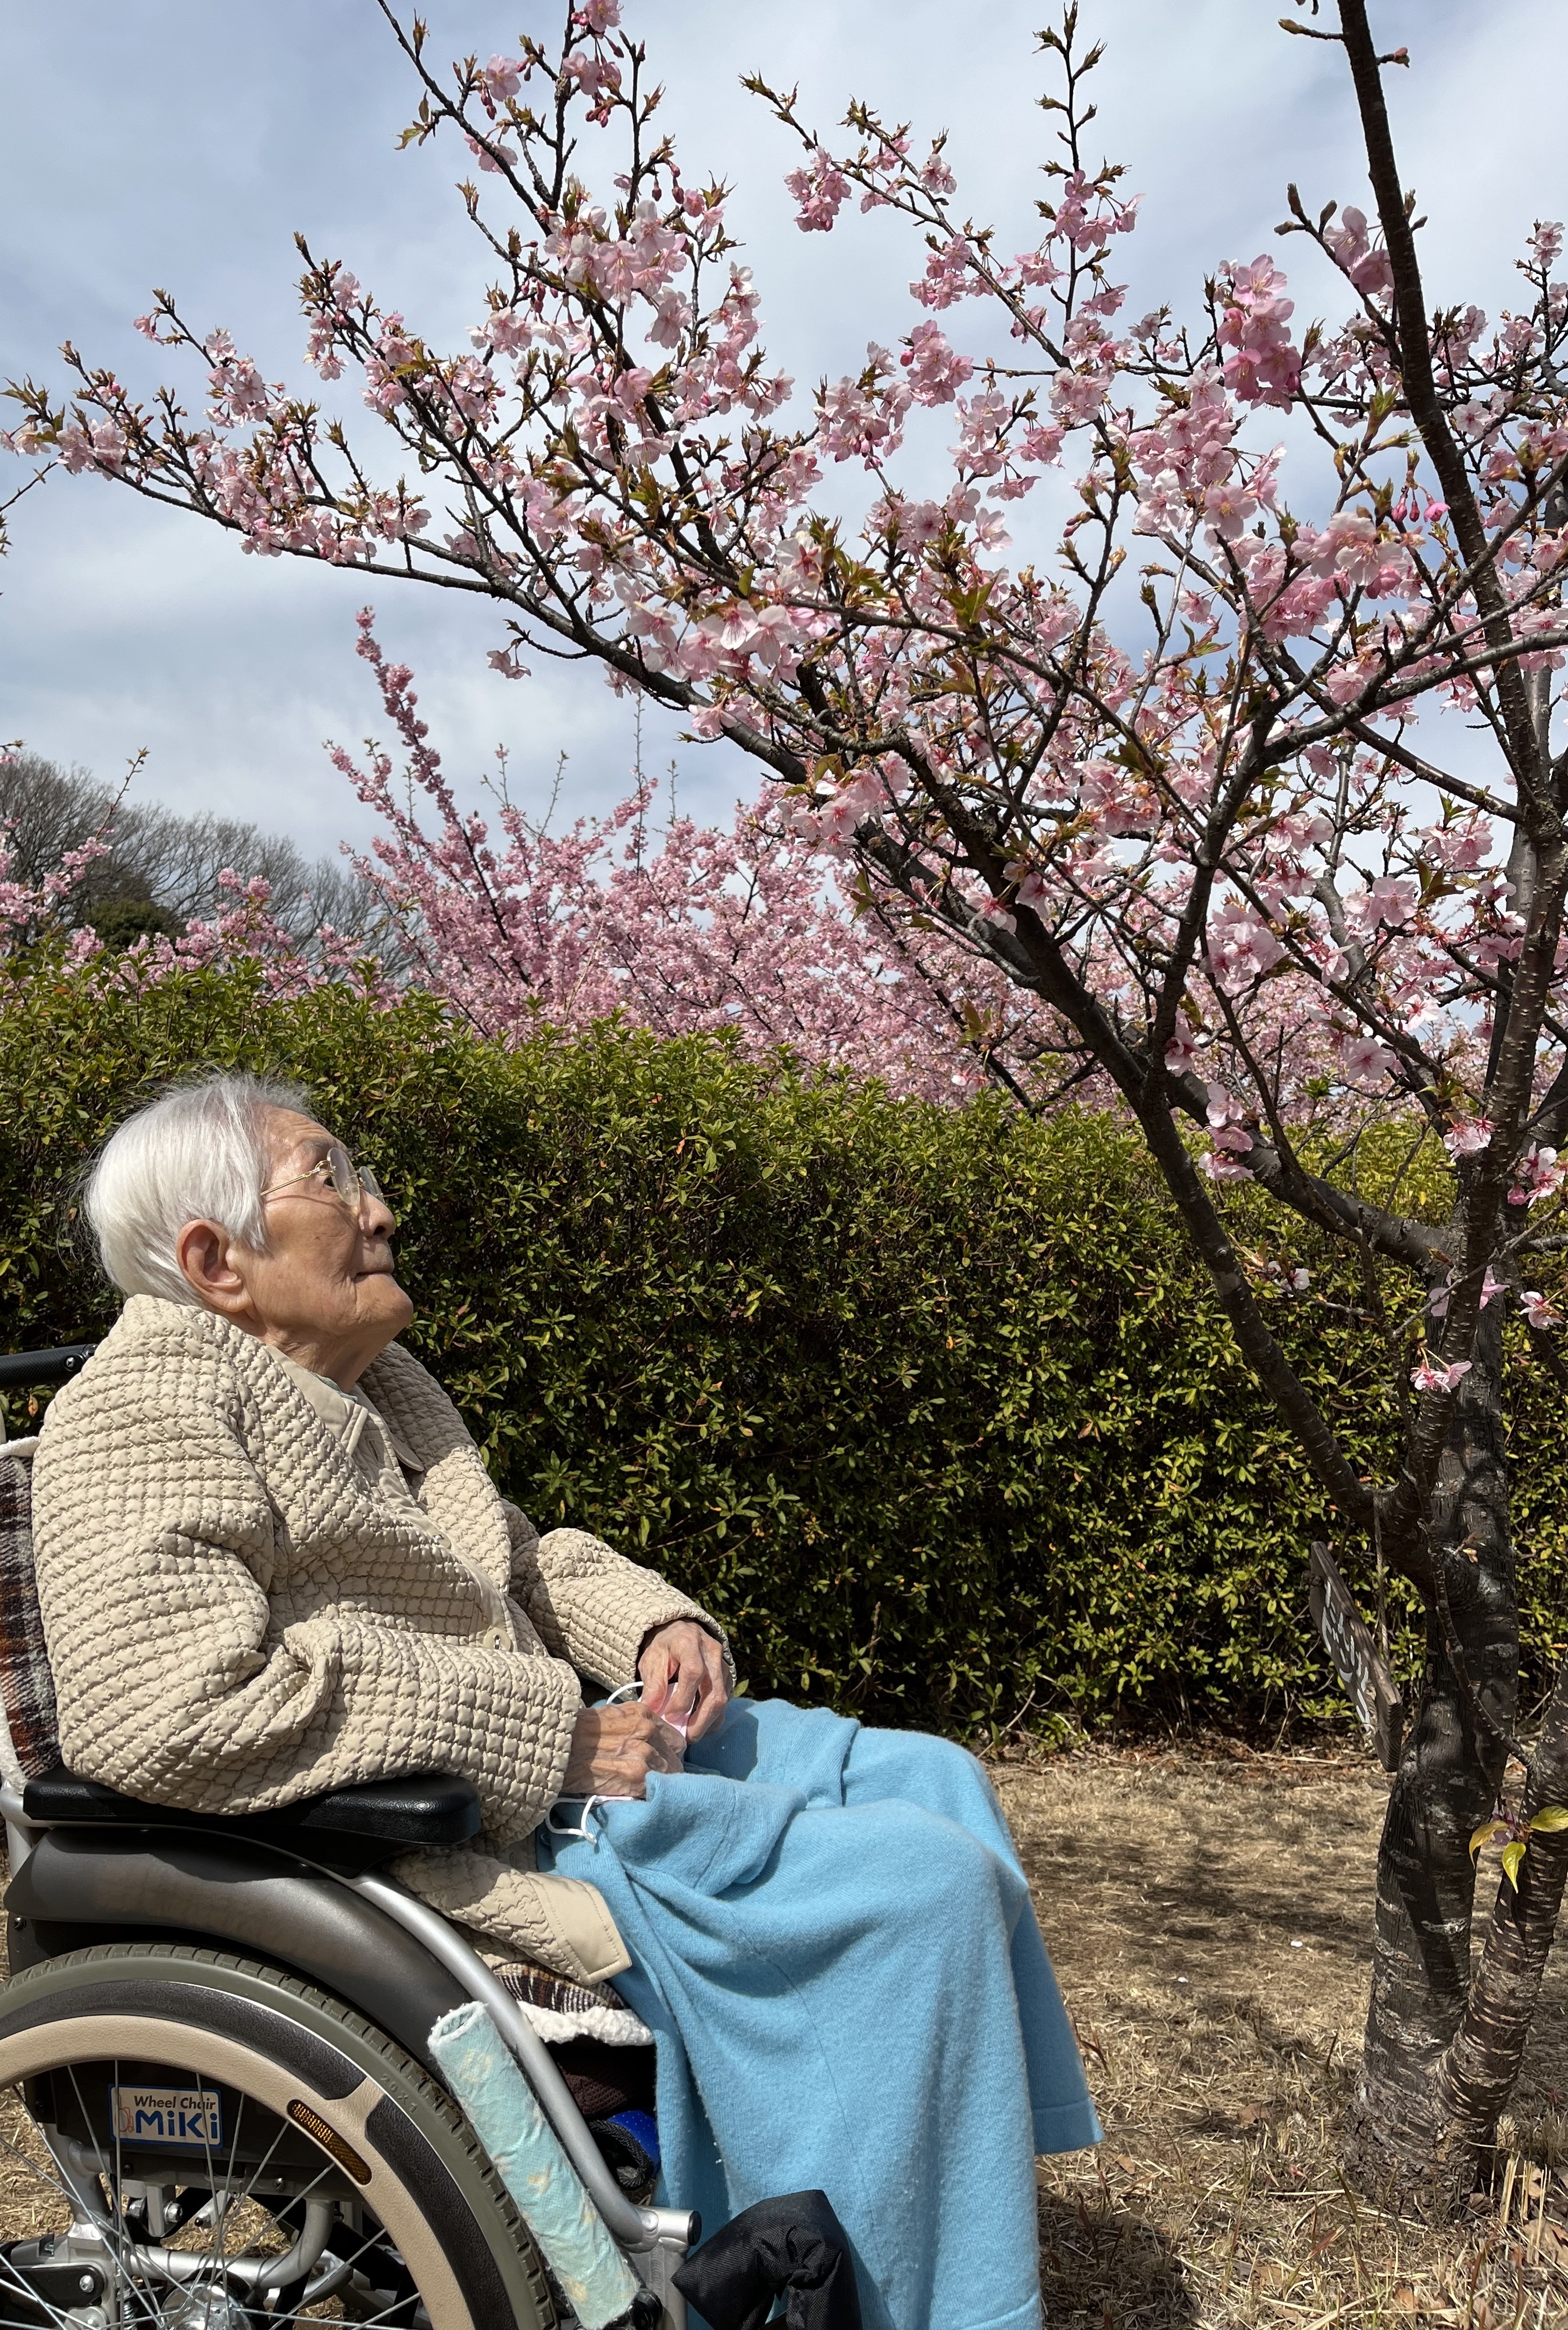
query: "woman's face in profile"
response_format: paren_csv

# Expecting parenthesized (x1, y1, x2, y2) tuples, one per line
(247, 1109, 415, 1363)
(173, 1106, 414, 1383)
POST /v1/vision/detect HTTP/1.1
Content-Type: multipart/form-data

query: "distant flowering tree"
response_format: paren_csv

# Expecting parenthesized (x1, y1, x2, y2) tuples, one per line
(15, 0, 1568, 2208)
(0, 826, 106, 955)
(330, 612, 1059, 1101)
(0, 743, 377, 995)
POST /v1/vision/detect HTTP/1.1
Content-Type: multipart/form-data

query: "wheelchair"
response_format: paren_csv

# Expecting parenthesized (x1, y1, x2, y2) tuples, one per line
(0, 1346, 694, 2330)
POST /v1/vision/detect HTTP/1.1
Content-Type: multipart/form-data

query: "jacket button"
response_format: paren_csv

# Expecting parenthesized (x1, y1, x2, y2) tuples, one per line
(488, 1626, 510, 1651)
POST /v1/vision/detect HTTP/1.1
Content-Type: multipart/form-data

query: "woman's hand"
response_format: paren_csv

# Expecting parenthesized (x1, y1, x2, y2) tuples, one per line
(639, 1619, 730, 1742)
(562, 1703, 687, 1799)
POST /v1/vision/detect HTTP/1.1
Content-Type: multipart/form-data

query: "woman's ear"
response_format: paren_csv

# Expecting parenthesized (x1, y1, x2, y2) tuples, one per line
(175, 1219, 253, 1318)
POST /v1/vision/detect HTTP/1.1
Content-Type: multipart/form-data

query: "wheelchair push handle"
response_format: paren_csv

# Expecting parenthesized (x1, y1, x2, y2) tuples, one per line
(0, 1344, 97, 1391)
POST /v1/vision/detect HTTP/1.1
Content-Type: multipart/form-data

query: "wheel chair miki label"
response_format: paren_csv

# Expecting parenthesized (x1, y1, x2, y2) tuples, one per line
(109, 2085, 223, 2148)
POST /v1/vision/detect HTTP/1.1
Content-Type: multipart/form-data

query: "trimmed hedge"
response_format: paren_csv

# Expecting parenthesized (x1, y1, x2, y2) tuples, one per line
(2, 954, 1563, 1736)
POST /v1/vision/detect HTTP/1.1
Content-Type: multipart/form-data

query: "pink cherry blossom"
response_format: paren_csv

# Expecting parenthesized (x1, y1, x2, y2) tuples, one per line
(1209, 900, 1285, 987)
(1202, 1124, 1256, 1183)
(900, 323, 973, 406)
(309, 615, 1043, 1102)
(481, 56, 524, 102)
(1349, 874, 1417, 934)
(1509, 1146, 1564, 1206)
(562, 50, 620, 104)
(912, 236, 980, 310)
(1133, 472, 1189, 536)
(1163, 1022, 1201, 1073)
(1340, 1034, 1397, 1088)
(1324, 206, 1394, 299)
(1445, 1116, 1495, 1159)
(785, 150, 851, 234)
(1216, 255, 1302, 409)
(466, 134, 519, 176)
(1203, 477, 1257, 540)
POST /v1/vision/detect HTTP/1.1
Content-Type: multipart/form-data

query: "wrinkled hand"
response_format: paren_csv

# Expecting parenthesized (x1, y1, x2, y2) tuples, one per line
(639, 1619, 729, 1743)
(562, 1703, 687, 1800)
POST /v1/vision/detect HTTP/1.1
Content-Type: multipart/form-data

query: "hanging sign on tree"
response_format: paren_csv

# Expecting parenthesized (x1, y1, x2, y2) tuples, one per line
(1309, 1542, 1405, 1774)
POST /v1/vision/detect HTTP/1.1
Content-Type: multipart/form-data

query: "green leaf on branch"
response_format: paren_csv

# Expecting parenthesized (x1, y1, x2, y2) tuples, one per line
(1528, 1806, 1568, 1834)
(1470, 1819, 1508, 1859)
(1502, 1840, 1528, 1890)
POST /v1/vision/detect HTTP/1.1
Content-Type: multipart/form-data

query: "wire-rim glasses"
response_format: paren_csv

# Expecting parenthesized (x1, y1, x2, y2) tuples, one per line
(260, 1140, 384, 1214)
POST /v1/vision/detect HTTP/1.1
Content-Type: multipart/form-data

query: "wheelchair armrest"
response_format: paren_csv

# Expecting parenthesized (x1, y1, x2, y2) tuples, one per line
(20, 1763, 484, 1871)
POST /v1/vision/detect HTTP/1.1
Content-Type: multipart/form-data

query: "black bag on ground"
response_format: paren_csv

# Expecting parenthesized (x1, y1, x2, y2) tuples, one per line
(673, 2189, 863, 2330)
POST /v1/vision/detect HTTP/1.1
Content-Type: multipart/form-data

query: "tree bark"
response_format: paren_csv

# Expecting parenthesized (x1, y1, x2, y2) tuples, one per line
(1344, 1307, 1519, 2212)
(1437, 1666, 1568, 2147)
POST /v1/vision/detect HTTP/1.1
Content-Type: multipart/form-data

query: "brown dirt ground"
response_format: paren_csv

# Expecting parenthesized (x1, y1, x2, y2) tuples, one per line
(1007, 1740, 1568, 2328)
(2, 1745, 1567, 2325)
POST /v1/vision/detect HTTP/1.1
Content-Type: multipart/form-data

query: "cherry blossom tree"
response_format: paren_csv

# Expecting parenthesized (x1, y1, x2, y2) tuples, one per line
(329, 611, 1066, 1100)
(0, 744, 381, 994)
(13, 0, 1568, 2209)
(0, 803, 109, 953)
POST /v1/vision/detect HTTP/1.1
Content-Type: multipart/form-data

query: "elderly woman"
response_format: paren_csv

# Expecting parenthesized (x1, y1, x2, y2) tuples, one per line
(31, 1073, 1098, 2330)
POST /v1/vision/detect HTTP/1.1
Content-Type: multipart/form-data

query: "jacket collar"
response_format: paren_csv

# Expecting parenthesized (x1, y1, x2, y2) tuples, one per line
(265, 1347, 424, 1476)
(102, 1297, 513, 1594)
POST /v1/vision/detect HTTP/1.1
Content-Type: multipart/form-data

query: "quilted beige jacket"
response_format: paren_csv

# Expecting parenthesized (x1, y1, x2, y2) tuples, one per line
(29, 1295, 724, 1982)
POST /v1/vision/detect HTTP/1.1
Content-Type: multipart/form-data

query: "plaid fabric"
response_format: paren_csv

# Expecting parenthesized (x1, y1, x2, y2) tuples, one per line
(497, 1958, 636, 2023)
(0, 1452, 60, 1779)
(496, 1956, 653, 2043)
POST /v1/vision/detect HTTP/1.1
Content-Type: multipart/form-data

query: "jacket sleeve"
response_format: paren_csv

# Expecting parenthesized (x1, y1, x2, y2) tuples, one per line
(502, 1504, 732, 1690)
(31, 1346, 579, 1844)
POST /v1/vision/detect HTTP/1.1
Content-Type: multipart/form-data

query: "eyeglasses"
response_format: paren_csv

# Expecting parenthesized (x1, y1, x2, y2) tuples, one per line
(260, 1141, 385, 1214)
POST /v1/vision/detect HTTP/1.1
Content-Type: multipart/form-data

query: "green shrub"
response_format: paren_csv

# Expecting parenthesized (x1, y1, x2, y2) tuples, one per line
(1, 951, 1560, 1736)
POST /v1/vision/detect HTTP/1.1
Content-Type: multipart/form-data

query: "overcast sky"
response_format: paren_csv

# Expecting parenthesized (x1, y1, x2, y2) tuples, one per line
(2, 1, 1565, 864)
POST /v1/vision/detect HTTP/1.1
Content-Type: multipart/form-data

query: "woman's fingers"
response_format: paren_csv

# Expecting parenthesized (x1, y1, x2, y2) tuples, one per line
(562, 1704, 685, 1797)
(606, 1705, 685, 1772)
(639, 1621, 729, 1739)
(684, 1635, 730, 1741)
(638, 1639, 676, 1718)
(562, 1632, 731, 1802)
(663, 1650, 701, 1726)
(639, 1623, 695, 1718)
(637, 1710, 688, 1771)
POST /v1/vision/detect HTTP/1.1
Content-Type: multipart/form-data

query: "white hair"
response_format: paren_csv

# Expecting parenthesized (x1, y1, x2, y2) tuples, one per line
(84, 1072, 314, 1305)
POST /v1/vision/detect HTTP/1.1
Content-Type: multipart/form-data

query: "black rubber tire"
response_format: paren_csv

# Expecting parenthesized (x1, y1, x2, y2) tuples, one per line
(0, 1942, 557, 2330)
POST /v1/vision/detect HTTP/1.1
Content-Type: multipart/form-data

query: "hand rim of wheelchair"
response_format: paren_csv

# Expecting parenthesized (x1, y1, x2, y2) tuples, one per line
(0, 1942, 558, 2329)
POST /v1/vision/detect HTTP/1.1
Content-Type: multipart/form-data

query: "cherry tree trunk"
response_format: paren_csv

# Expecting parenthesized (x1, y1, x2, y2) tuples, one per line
(1344, 1308, 1520, 2213)
(1432, 1672, 1568, 2139)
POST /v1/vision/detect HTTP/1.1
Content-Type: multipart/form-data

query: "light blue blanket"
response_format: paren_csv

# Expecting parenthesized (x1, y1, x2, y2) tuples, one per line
(538, 1699, 1100, 2330)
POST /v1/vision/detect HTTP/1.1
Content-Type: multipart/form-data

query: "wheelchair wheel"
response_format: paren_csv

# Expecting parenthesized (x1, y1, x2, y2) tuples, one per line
(0, 1943, 557, 2328)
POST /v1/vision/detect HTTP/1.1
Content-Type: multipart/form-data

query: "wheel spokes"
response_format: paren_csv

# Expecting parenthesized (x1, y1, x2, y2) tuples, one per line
(0, 2068, 431, 2328)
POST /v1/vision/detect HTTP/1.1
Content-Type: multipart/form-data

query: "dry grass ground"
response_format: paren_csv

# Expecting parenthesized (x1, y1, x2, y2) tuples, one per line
(1009, 1740, 1568, 2328)
(0, 1744, 1565, 2325)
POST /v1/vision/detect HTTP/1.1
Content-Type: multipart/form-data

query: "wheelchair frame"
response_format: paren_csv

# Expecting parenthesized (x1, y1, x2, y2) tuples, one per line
(0, 1344, 696, 2330)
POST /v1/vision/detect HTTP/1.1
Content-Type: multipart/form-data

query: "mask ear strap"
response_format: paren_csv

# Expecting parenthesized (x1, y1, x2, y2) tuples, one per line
(546, 1793, 610, 1844)
(600, 1671, 689, 1736)
(551, 1678, 665, 1837)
